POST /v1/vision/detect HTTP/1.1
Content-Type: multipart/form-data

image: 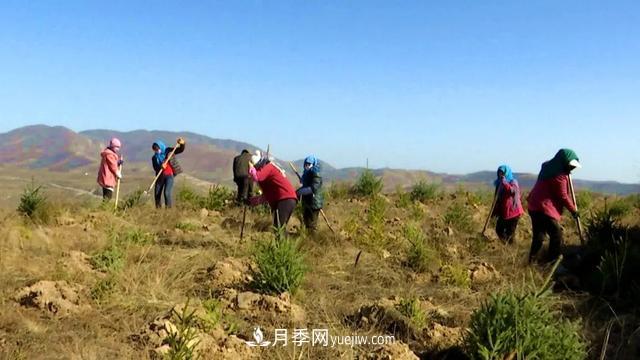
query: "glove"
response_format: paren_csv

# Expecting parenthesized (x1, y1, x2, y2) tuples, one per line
(571, 211, 580, 219)
(117, 159, 124, 166)
(116, 171, 122, 179)
(177, 137, 186, 145)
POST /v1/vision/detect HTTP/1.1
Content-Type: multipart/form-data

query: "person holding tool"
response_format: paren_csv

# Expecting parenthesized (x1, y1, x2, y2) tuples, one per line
(97, 137, 123, 201)
(290, 156, 324, 232)
(151, 137, 186, 209)
(247, 150, 298, 233)
(527, 148, 581, 263)
(491, 165, 524, 244)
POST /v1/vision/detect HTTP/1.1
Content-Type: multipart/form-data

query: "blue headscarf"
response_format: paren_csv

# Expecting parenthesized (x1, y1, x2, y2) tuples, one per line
(153, 140, 167, 164)
(303, 155, 320, 176)
(494, 164, 515, 187)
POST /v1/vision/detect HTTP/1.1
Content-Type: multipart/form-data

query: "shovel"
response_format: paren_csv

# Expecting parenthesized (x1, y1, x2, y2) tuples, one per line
(568, 174, 585, 245)
(114, 158, 123, 210)
(481, 185, 500, 237)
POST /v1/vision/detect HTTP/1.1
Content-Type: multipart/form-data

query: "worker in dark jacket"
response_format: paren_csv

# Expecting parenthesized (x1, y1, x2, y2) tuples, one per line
(233, 149, 253, 204)
(295, 155, 324, 232)
(527, 148, 581, 263)
(151, 137, 186, 208)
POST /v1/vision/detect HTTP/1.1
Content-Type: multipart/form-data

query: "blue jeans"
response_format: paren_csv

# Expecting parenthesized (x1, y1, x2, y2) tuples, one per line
(155, 175, 174, 208)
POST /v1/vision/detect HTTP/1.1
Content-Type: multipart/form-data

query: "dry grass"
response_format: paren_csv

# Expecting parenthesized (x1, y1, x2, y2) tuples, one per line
(0, 176, 633, 359)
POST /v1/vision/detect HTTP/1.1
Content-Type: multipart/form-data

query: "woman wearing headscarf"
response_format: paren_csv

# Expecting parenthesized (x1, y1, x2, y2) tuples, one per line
(492, 165, 524, 243)
(151, 137, 186, 208)
(527, 149, 581, 263)
(97, 138, 123, 201)
(296, 155, 324, 232)
(248, 151, 298, 232)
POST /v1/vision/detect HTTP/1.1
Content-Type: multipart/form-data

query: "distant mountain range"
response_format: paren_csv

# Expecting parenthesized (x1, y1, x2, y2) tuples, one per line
(1, 125, 638, 195)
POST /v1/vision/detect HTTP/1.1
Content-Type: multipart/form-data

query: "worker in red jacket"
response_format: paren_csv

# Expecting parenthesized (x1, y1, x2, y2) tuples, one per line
(527, 149, 581, 263)
(248, 151, 298, 232)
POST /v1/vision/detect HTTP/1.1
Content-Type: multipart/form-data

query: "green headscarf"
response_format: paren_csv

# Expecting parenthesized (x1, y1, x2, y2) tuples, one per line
(538, 149, 580, 180)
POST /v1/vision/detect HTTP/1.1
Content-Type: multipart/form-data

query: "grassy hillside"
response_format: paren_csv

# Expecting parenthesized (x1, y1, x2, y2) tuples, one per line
(1, 172, 639, 359)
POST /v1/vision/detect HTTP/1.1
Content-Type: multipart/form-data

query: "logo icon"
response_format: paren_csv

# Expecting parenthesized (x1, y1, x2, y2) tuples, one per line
(245, 327, 271, 347)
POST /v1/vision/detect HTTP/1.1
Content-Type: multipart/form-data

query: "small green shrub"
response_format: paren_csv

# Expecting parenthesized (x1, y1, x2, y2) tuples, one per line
(366, 195, 387, 226)
(404, 224, 437, 273)
(119, 189, 145, 210)
(202, 185, 234, 211)
(200, 299, 240, 334)
(608, 198, 632, 219)
(91, 276, 118, 302)
(115, 227, 154, 246)
(444, 203, 473, 233)
(201, 299, 223, 331)
(395, 186, 412, 208)
(176, 221, 200, 232)
(575, 190, 594, 210)
(90, 245, 125, 273)
(360, 196, 389, 251)
(166, 300, 202, 360)
(396, 297, 427, 329)
(17, 182, 50, 224)
(440, 264, 470, 288)
(410, 181, 440, 203)
(352, 169, 383, 198)
(178, 185, 233, 211)
(409, 202, 425, 222)
(326, 181, 351, 201)
(177, 186, 202, 209)
(464, 289, 586, 360)
(252, 233, 307, 295)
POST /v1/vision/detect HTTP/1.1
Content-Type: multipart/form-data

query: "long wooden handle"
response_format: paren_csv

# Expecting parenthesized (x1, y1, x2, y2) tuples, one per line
(146, 143, 179, 192)
(288, 162, 302, 182)
(114, 163, 122, 210)
(568, 174, 585, 245)
(482, 186, 499, 235)
(240, 205, 248, 240)
(320, 209, 336, 234)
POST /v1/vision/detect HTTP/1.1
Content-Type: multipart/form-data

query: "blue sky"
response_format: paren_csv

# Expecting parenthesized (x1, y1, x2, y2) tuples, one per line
(0, 1, 638, 182)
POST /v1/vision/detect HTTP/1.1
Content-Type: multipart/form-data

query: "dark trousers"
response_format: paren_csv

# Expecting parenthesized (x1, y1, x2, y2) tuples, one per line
(496, 216, 519, 243)
(303, 207, 320, 232)
(529, 211, 564, 262)
(155, 175, 174, 208)
(272, 198, 297, 231)
(234, 176, 253, 203)
(102, 188, 113, 201)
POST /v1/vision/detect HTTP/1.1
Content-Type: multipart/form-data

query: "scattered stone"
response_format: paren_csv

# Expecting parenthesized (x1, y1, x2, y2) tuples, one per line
(445, 227, 454, 237)
(200, 209, 209, 218)
(13, 280, 88, 316)
(61, 251, 96, 274)
(236, 292, 261, 310)
(425, 323, 463, 350)
(382, 250, 391, 259)
(208, 258, 253, 289)
(469, 262, 500, 284)
(351, 300, 421, 340)
(235, 291, 306, 323)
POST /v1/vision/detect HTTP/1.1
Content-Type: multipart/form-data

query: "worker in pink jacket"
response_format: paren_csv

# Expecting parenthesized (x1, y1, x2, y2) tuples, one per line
(492, 165, 524, 244)
(97, 138, 123, 201)
(527, 149, 581, 263)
